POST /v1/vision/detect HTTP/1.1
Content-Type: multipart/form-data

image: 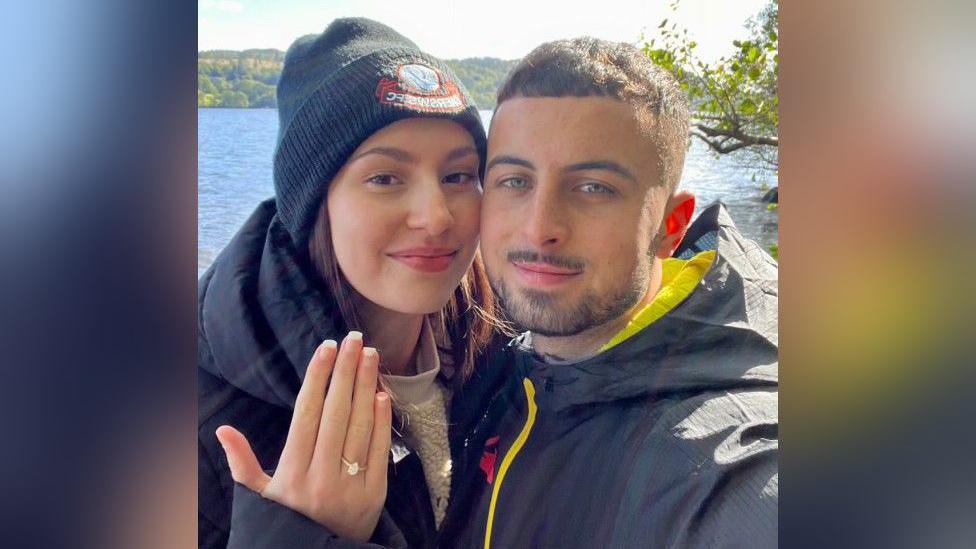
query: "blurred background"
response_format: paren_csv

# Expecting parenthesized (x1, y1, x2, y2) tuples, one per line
(0, 1, 974, 548)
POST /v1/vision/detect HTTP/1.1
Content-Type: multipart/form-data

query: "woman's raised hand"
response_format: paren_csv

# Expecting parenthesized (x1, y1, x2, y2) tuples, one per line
(215, 332, 393, 542)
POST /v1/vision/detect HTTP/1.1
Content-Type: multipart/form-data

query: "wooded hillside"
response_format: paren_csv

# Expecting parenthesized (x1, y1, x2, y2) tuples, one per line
(198, 50, 517, 109)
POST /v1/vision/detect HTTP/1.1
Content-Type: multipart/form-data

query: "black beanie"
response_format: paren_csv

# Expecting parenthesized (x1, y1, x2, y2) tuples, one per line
(273, 17, 487, 248)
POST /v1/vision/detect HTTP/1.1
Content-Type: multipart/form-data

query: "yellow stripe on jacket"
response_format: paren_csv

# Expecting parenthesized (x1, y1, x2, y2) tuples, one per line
(483, 378, 537, 549)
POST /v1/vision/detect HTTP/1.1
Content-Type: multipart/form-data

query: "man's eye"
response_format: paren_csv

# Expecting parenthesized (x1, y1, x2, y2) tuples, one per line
(366, 174, 400, 186)
(443, 172, 476, 185)
(499, 177, 529, 189)
(578, 182, 614, 194)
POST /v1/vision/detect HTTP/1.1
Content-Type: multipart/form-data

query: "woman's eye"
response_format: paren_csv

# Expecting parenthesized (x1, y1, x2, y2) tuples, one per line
(578, 182, 615, 194)
(366, 174, 400, 186)
(443, 172, 476, 185)
(499, 177, 529, 189)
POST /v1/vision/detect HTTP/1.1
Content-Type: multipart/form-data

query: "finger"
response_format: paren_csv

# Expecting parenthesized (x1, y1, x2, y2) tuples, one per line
(365, 392, 392, 494)
(315, 331, 363, 473)
(278, 339, 337, 472)
(337, 346, 379, 478)
(215, 425, 272, 495)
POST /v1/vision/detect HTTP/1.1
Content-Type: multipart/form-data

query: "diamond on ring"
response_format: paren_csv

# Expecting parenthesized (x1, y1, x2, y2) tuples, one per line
(341, 457, 366, 475)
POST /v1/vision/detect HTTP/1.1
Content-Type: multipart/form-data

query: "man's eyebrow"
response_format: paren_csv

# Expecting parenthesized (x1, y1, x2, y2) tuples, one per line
(445, 146, 479, 163)
(485, 155, 535, 172)
(565, 160, 637, 182)
(350, 147, 416, 163)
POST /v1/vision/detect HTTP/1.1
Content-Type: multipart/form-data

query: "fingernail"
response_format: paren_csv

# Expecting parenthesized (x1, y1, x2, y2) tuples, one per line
(347, 331, 362, 341)
(377, 392, 389, 402)
(315, 339, 336, 357)
(362, 347, 377, 359)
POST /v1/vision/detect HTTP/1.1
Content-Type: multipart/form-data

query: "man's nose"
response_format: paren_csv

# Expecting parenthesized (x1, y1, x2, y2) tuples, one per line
(522, 187, 569, 248)
(406, 182, 454, 236)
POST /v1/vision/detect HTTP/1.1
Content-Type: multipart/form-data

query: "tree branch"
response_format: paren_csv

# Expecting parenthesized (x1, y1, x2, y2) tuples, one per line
(691, 130, 753, 154)
(693, 123, 778, 147)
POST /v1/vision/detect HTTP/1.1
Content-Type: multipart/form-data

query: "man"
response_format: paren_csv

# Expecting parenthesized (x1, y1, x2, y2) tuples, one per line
(447, 38, 778, 548)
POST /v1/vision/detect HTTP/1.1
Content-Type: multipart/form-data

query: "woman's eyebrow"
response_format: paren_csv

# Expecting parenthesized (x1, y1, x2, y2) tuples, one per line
(445, 146, 478, 162)
(350, 147, 415, 163)
(349, 146, 478, 164)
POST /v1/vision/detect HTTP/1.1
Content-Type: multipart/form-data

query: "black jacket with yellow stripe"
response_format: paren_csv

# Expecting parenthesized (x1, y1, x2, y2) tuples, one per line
(449, 203, 779, 548)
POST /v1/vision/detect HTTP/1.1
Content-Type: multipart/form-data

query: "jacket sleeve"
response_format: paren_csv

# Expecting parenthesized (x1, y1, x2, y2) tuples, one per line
(199, 437, 231, 549)
(226, 483, 408, 549)
(199, 312, 233, 549)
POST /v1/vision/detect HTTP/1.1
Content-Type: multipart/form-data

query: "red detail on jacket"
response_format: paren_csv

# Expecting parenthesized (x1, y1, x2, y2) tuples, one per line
(480, 436, 500, 484)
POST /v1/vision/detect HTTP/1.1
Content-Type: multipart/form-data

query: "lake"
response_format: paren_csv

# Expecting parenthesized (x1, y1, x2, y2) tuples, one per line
(199, 108, 778, 277)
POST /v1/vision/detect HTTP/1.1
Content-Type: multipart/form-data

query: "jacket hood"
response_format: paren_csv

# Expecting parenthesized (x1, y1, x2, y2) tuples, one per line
(512, 202, 779, 411)
(198, 199, 342, 409)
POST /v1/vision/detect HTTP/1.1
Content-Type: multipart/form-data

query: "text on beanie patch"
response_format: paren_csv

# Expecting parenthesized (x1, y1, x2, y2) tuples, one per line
(375, 63, 466, 113)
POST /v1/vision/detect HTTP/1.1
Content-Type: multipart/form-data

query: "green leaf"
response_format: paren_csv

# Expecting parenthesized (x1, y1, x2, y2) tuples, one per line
(747, 46, 760, 63)
(749, 66, 762, 80)
(659, 18, 668, 28)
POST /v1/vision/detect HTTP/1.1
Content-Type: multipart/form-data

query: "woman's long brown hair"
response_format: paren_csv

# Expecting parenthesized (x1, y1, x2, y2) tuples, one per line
(308, 197, 508, 381)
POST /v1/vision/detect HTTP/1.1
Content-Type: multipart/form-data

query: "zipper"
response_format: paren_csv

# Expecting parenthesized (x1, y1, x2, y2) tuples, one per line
(483, 378, 537, 549)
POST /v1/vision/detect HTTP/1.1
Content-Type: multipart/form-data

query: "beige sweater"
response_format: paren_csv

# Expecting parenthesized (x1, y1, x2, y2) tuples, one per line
(382, 319, 453, 527)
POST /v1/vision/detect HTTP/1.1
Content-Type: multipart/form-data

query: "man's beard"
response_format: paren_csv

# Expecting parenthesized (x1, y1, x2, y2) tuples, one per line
(490, 253, 651, 337)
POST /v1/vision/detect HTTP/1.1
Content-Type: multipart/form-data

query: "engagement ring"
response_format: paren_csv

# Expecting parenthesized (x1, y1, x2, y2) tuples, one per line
(341, 457, 367, 476)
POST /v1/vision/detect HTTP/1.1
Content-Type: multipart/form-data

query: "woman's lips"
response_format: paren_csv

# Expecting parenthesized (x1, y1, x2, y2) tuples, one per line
(388, 248, 459, 273)
(512, 261, 582, 287)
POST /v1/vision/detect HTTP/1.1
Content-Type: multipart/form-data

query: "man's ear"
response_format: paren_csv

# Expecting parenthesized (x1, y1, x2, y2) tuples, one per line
(655, 191, 696, 259)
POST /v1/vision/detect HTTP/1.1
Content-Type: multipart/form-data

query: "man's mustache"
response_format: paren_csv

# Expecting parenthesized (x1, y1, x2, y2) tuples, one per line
(505, 250, 586, 271)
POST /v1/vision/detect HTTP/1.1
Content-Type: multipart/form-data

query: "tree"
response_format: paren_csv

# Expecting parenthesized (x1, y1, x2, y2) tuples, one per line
(219, 90, 249, 108)
(236, 79, 276, 108)
(199, 74, 219, 96)
(644, 1, 778, 171)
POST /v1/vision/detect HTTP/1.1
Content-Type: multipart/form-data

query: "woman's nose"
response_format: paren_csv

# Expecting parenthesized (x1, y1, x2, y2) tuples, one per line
(405, 184, 454, 236)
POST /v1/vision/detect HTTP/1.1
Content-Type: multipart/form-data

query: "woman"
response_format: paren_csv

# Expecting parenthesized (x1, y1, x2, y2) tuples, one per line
(198, 18, 509, 548)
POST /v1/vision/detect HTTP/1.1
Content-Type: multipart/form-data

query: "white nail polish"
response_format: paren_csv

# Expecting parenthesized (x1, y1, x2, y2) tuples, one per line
(347, 331, 363, 341)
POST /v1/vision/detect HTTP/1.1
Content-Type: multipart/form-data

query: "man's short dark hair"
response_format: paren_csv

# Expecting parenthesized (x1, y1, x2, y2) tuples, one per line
(497, 37, 690, 192)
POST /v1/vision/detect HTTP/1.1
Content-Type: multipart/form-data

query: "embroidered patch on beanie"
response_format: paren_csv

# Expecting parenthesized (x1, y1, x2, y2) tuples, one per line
(375, 63, 466, 112)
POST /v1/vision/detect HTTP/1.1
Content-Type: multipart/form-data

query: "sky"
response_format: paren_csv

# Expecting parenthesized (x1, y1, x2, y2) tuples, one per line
(198, 0, 771, 62)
